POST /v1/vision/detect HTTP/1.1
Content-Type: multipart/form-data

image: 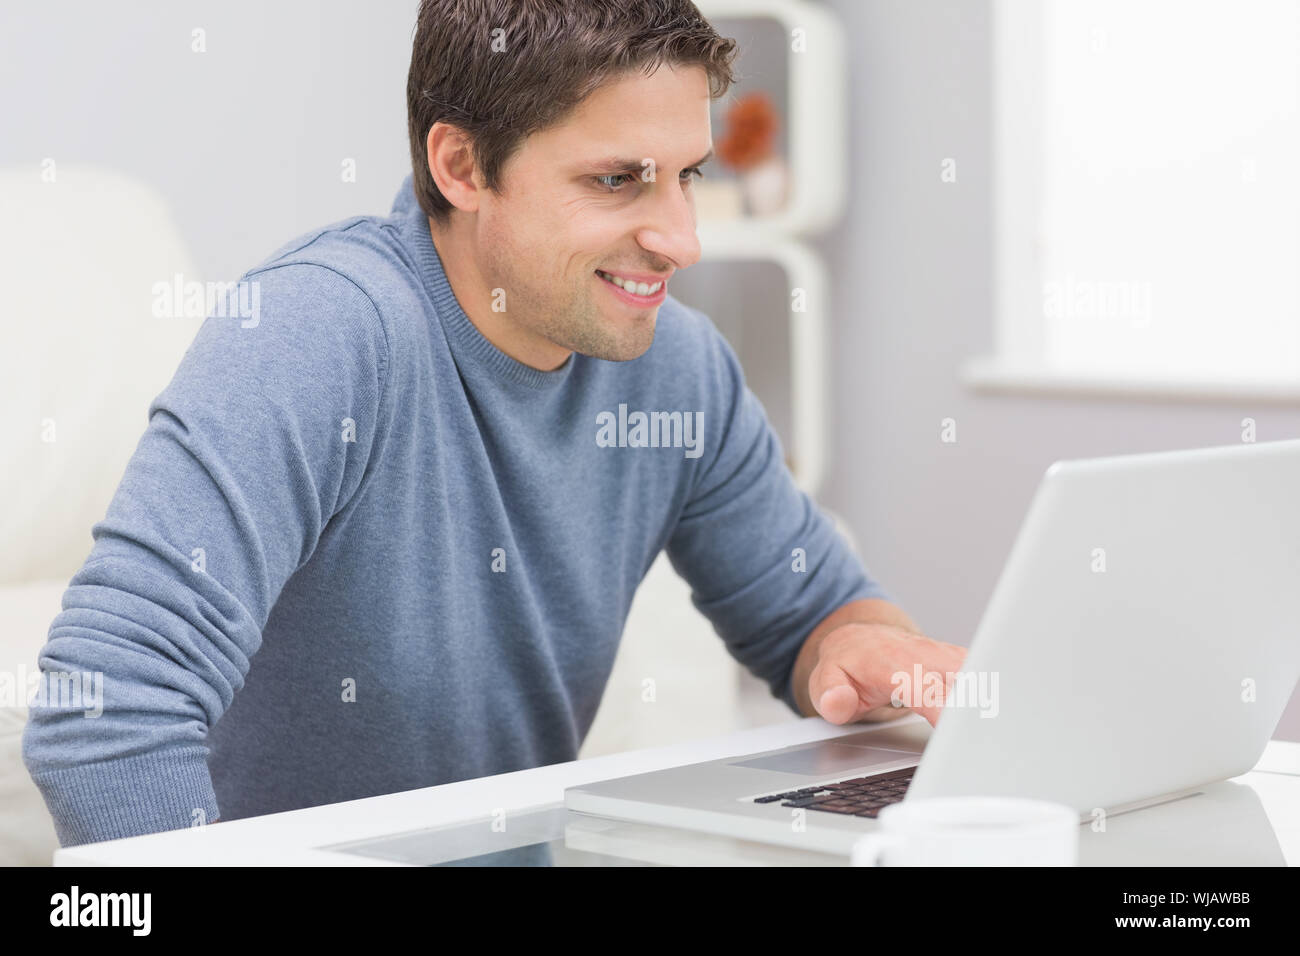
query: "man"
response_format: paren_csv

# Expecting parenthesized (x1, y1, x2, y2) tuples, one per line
(23, 0, 965, 847)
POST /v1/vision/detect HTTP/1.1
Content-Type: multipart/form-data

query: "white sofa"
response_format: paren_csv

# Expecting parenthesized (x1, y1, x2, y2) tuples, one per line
(0, 166, 206, 864)
(0, 581, 67, 865)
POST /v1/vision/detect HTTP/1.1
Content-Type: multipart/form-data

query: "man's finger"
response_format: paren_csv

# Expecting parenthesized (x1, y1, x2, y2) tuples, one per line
(816, 683, 860, 724)
(809, 657, 866, 723)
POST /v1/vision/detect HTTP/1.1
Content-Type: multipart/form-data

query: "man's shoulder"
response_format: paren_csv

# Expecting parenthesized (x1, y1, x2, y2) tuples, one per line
(638, 294, 747, 398)
(647, 293, 737, 370)
(236, 211, 427, 355)
(601, 294, 747, 417)
(244, 214, 414, 303)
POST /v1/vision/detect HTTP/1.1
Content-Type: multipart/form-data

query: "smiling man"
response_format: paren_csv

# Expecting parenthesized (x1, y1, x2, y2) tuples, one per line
(23, 0, 965, 847)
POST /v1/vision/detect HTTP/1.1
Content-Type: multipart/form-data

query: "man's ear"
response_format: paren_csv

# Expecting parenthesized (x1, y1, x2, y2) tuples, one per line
(426, 123, 481, 215)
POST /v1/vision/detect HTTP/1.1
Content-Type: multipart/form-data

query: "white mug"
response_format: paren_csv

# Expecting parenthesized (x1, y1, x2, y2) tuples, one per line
(851, 796, 1079, 866)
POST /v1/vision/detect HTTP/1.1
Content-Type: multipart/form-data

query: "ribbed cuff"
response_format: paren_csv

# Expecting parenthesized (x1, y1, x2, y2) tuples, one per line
(29, 746, 220, 847)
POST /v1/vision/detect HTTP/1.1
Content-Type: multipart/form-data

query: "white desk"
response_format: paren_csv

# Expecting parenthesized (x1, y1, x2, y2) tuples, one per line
(54, 714, 1300, 866)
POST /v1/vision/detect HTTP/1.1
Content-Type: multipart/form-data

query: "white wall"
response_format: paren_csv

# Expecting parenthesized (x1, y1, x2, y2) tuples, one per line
(0, 0, 420, 282)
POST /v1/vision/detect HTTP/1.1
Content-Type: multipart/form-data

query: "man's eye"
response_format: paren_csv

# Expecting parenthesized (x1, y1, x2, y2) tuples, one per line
(593, 167, 705, 192)
(594, 173, 638, 191)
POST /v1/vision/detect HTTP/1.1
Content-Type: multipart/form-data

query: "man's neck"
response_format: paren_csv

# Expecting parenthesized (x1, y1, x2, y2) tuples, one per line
(427, 217, 572, 372)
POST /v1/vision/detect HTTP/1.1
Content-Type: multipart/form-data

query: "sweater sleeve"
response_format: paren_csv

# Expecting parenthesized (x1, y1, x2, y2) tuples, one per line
(664, 314, 891, 716)
(22, 262, 389, 846)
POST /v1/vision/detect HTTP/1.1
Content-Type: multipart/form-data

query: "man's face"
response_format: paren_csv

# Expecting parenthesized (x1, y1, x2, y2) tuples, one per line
(474, 63, 711, 362)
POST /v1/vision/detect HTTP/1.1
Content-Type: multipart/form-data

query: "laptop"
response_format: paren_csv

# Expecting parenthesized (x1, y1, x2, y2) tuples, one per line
(565, 438, 1300, 856)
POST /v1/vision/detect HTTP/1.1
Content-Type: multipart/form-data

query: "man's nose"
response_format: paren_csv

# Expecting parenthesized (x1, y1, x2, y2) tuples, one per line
(638, 181, 701, 271)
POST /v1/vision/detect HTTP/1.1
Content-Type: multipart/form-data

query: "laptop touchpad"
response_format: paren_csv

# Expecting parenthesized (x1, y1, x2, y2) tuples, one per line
(731, 744, 919, 776)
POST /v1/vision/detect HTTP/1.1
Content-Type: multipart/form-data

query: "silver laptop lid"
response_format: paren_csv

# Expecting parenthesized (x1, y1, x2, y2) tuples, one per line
(908, 438, 1300, 814)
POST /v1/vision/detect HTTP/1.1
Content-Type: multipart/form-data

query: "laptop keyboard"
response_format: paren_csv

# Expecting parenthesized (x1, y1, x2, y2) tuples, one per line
(751, 766, 916, 818)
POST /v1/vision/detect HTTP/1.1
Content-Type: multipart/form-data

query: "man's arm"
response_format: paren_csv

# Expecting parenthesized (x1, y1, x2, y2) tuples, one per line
(22, 263, 388, 846)
(663, 310, 900, 714)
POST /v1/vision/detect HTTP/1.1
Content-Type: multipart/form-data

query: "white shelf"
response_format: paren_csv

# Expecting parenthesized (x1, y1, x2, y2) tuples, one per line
(690, 0, 849, 495)
(697, 0, 848, 235)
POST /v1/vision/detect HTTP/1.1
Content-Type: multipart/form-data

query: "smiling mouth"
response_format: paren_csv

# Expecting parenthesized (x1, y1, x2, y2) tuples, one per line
(595, 269, 665, 297)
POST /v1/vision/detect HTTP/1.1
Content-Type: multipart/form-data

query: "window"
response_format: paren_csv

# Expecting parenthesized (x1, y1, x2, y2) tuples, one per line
(966, 0, 1300, 400)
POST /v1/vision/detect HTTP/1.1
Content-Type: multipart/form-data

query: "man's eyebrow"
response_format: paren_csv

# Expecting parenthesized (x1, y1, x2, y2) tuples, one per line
(579, 148, 714, 173)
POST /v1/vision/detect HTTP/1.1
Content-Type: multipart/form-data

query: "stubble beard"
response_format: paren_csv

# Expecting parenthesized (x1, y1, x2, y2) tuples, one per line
(528, 274, 657, 363)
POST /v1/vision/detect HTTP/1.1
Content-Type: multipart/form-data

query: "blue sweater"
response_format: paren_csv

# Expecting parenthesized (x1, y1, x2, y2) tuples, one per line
(22, 175, 890, 847)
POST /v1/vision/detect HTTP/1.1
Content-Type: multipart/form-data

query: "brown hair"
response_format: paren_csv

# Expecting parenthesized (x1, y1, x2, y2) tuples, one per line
(407, 0, 739, 226)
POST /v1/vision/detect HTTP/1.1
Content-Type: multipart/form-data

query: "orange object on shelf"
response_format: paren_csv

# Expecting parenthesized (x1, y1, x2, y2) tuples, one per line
(716, 92, 780, 172)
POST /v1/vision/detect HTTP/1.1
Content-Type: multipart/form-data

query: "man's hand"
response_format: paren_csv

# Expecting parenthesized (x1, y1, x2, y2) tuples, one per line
(790, 599, 967, 727)
(807, 622, 967, 727)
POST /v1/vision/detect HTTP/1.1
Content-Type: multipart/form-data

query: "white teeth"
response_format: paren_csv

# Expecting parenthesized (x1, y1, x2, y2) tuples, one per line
(598, 270, 662, 296)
